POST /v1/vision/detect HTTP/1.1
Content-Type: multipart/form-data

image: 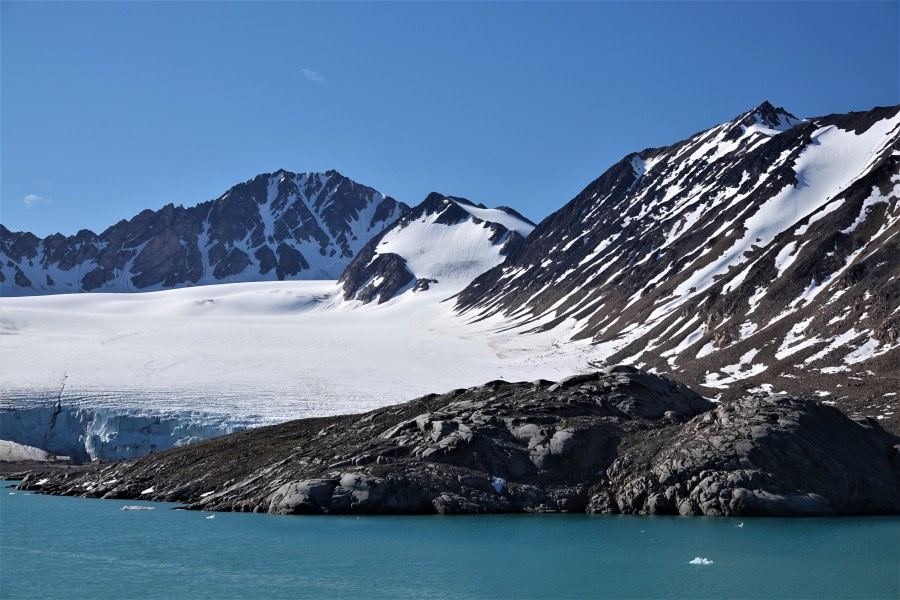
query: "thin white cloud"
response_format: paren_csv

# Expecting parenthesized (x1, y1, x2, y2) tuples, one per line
(24, 194, 51, 207)
(302, 68, 325, 83)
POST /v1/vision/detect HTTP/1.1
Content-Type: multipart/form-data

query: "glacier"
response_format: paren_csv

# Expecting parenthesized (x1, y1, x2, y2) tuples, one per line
(0, 280, 588, 462)
(0, 404, 256, 462)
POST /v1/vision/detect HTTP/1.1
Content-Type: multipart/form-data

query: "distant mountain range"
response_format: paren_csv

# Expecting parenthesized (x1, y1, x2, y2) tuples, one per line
(1, 170, 407, 294)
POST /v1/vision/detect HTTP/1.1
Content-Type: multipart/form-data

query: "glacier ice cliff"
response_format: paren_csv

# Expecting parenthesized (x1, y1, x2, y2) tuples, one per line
(0, 405, 253, 462)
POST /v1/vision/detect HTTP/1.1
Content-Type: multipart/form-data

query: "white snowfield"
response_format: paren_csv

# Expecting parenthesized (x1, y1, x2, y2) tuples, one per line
(0, 281, 590, 446)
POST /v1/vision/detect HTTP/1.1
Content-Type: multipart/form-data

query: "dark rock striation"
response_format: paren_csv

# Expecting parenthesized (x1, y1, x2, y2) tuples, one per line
(18, 368, 900, 516)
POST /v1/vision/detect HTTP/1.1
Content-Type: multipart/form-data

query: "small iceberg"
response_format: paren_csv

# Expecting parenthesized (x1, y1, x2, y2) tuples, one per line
(736, 522, 744, 528)
(206, 515, 216, 519)
(121, 505, 155, 511)
(689, 557, 714, 565)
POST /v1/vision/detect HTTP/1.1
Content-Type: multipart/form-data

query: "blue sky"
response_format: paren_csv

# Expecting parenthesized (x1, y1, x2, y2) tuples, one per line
(2, 1, 898, 237)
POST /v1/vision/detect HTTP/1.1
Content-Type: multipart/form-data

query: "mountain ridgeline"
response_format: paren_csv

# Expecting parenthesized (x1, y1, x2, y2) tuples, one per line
(456, 102, 900, 411)
(0, 170, 408, 295)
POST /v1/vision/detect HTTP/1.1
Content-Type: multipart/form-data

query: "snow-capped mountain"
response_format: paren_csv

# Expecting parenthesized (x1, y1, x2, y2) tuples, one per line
(0, 169, 408, 295)
(457, 102, 900, 414)
(340, 192, 534, 304)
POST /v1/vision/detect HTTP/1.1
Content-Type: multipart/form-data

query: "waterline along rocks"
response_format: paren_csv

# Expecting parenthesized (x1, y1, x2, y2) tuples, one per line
(18, 367, 900, 516)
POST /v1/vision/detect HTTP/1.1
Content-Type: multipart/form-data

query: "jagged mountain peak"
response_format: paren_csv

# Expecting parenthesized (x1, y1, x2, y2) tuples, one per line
(417, 191, 462, 213)
(719, 101, 802, 143)
(1, 170, 409, 295)
(748, 100, 798, 126)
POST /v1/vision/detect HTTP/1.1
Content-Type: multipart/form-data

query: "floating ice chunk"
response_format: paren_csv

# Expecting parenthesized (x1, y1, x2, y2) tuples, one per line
(121, 506, 154, 511)
(689, 557, 714, 565)
(206, 515, 216, 519)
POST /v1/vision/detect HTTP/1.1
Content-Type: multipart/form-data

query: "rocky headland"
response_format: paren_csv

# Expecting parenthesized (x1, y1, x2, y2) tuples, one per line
(16, 367, 900, 516)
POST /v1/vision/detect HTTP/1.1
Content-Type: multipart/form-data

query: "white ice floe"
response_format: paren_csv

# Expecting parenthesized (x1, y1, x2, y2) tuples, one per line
(689, 557, 714, 565)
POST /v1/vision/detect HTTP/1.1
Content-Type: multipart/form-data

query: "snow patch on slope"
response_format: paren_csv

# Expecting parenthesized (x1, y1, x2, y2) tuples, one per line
(674, 114, 899, 301)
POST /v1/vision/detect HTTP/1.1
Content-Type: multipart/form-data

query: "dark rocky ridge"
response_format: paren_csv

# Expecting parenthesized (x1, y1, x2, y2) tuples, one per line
(1, 170, 408, 295)
(18, 368, 900, 516)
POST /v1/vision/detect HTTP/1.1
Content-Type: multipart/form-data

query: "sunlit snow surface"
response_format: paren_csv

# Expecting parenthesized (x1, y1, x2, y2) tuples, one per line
(0, 281, 588, 425)
(368, 199, 535, 298)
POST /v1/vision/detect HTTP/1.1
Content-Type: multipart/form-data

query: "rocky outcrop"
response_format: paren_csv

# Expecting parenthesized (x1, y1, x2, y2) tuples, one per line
(18, 368, 900, 516)
(606, 394, 900, 516)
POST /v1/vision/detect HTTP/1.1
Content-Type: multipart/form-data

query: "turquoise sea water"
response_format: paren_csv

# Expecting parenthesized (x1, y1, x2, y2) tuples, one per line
(1, 483, 898, 599)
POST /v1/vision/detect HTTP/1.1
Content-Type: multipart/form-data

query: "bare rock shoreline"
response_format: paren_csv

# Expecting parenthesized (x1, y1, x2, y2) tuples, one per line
(15, 367, 900, 516)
